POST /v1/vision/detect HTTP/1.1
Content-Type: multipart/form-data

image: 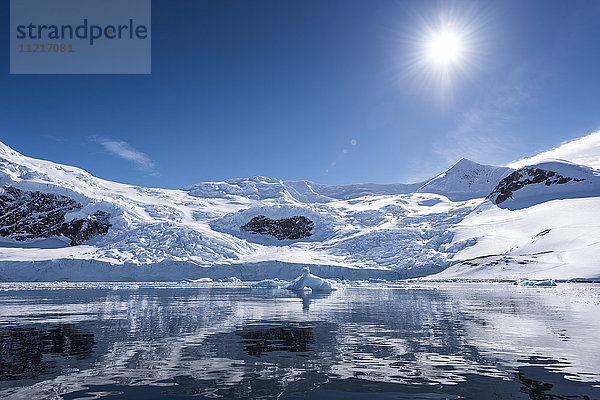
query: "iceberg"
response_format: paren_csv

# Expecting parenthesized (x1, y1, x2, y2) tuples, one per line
(182, 277, 213, 283)
(286, 267, 341, 292)
(514, 278, 557, 287)
(252, 279, 289, 288)
(218, 277, 242, 283)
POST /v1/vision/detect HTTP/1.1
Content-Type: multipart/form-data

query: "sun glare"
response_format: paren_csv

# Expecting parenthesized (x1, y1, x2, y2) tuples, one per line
(427, 30, 463, 66)
(399, 7, 484, 100)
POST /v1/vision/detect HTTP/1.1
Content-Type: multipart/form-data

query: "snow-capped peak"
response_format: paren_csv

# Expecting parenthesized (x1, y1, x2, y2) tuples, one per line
(416, 158, 512, 201)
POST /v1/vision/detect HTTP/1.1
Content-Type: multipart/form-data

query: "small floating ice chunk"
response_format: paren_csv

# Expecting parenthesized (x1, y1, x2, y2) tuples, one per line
(111, 284, 139, 291)
(286, 267, 341, 292)
(183, 277, 213, 283)
(535, 280, 557, 286)
(368, 278, 386, 283)
(218, 277, 242, 283)
(252, 279, 288, 288)
(515, 278, 557, 287)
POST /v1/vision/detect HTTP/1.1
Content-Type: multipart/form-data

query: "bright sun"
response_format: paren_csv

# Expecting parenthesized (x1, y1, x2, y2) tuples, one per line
(406, 14, 480, 93)
(427, 30, 463, 66)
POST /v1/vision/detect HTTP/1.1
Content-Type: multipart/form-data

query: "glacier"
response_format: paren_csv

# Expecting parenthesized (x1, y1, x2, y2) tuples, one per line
(0, 138, 599, 282)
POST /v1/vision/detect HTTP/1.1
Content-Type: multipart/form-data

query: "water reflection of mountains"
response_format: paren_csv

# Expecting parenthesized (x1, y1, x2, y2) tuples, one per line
(238, 323, 315, 356)
(0, 323, 94, 381)
(0, 285, 598, 399)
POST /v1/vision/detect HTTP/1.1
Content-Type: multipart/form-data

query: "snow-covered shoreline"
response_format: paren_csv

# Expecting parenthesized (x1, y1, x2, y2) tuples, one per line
(0, 259, 402, 282)
(1, 257, 598, 282)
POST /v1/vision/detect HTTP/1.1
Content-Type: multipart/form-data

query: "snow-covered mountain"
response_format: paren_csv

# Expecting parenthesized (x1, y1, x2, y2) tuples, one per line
(0, 138, 598, 281)
(432, 160, 600, 280)
(416, 158, 511, 201)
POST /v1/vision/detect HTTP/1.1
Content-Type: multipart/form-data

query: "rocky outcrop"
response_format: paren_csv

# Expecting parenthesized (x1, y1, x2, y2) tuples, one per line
(488, 168, 584, 204)
(59, 211, 112, 246)
(0, 185, 111, 245)
(241, 215, 314, 240)
(0, 186, 82, 241)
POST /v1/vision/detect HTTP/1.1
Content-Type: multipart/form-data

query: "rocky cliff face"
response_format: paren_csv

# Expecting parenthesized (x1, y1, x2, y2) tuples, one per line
(0, 186, 82, 241)
(488, 167, 584, 204)
(59, 211, 112, 246)
(241, 215, 314, 240)
(0, 186, 111, 245)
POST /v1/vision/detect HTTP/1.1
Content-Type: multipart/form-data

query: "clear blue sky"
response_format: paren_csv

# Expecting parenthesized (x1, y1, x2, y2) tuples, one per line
(1, 0, 600, 188)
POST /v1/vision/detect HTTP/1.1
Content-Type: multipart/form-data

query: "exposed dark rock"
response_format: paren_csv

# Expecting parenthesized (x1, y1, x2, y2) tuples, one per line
(59, 211, 112, 246)
(241, 215, 314, 240)
(0, 185, 111, 245)
(487, 168, 584, 204)
(0, 185, 81, 241)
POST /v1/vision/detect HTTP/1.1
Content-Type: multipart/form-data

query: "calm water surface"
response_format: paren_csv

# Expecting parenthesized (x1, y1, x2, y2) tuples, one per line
(0, 282, 598, 399)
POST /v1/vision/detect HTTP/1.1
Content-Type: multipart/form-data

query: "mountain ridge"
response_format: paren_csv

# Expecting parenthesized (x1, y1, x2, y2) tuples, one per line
(0, 139, 598, 281)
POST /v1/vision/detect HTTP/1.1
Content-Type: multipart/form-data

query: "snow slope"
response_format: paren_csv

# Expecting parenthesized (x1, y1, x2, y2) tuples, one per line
(184, 176, 423, 202)
(430, 161, 600, 280)
(509, 130, 600, 170)
(0, 137, 599, 281)
(431, 196, 600, 280)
